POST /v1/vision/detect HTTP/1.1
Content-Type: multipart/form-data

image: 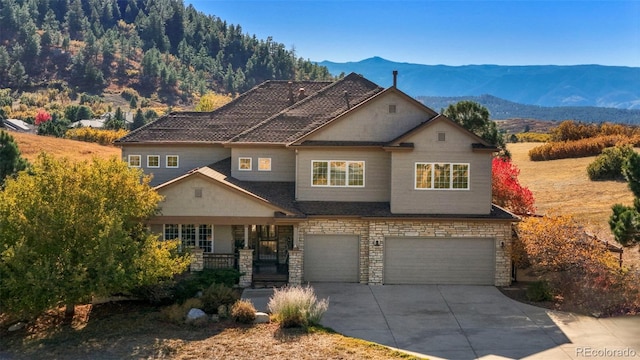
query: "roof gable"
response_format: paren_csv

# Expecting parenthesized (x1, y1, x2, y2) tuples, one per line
(387, 114, 495, 148)
(228, 73, 384, 144)
(155, 166, 298, 216)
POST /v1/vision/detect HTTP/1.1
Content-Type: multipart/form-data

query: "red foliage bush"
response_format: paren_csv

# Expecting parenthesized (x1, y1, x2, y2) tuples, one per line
(492, 158, 535, 215)
(34, 109, 52, 126)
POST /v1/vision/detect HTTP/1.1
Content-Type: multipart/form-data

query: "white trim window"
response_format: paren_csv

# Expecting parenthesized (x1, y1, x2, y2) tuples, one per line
(128, 155, 141, 167)
(312, 160, 365, 187)
(166, 155, 179, 168)
(415, 162, 469, 190)
(239, 157, 252, 171)
(258, 157, 271, 171)
(147, 155, 160, 168)
(164, 224, 214, 253)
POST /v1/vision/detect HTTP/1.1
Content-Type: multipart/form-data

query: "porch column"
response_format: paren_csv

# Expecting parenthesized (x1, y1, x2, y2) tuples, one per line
(190, 247, 204, 273)
(292, 225, 299, 248)
(243, 224, 249, 248)
(238, 248, 253, 287)
(288, 248, 302, 286)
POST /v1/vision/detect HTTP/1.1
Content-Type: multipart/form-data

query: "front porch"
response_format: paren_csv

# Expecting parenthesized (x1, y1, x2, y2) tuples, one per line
(162, 223, 301, 287)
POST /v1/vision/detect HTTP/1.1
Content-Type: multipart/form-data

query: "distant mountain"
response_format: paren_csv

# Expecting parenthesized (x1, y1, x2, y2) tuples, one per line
(418, 94, 640, 124)
(319, 57, 640, 110)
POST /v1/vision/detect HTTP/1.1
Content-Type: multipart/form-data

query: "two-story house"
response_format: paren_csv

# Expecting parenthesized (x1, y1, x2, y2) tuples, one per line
(115, 72, 517, 287)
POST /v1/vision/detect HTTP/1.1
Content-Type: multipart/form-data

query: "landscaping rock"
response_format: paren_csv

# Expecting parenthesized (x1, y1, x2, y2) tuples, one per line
(185, 308, 207, 324)
(8, 322, 26, 332)
(254, 312, 269, 324)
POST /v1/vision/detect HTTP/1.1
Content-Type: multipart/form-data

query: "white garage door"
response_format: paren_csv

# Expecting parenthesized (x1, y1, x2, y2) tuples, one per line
(384, 237, 495, 285)
(304, 235, 359, 282)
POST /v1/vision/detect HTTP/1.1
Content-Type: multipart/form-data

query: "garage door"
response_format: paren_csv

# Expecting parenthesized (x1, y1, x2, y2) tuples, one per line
(384, 237, 495, 285)
(304, 235, 359, 282)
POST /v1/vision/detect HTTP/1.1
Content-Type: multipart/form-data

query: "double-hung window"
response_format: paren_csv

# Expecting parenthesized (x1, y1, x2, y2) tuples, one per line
(147, 155, 160, 168)
(415, 162, 469, 190)
(128, 155, 141, 167)
(166, 155, 179, 168)
(312, 160, 365, 187)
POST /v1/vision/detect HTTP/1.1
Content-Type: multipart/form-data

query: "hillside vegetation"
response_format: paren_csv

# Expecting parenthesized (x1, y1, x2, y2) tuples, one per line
(0, 0, 333, 106)
(10, 131, 121, 162)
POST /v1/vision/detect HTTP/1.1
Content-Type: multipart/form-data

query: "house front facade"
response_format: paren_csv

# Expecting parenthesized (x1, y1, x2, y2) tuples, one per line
(115, 72, 517, 287)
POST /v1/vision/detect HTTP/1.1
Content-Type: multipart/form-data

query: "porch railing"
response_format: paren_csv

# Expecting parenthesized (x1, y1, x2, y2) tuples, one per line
(203, 253, 238, 270)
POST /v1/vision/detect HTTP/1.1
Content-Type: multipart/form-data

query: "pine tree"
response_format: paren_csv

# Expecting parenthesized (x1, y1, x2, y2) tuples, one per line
(131, 108, 145, 130)
(0, 130, 29, 185)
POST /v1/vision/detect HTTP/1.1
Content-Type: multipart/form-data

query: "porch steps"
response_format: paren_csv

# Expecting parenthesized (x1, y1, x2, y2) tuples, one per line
(252, 273, 288, 289)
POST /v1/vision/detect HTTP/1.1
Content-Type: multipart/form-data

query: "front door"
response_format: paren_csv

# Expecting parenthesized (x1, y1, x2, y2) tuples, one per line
(252, 225, 278, 262)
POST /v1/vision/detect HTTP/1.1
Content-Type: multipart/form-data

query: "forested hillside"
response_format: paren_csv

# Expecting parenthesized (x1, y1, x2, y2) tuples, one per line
(0, 0, 333, 104)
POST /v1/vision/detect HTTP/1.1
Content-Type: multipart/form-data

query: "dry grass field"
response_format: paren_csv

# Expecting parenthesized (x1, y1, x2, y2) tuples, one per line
(509, 142, 640, 265)
(509, 143, 635, 235)
(8, 131, 121, 162)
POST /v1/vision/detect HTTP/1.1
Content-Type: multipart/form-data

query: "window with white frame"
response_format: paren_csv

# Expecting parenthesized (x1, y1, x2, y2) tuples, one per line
(147, 155, 160, 168)
(415, 162, 469, 190)
(239, 157, 252, 171)
(198, 225, 213, 253)
(128, 155, 141, 167)
(258, 157, 271, 171)
(163, 224, 214, 253)
(166, 155, 179, 168)
(312, 160, 365, 187)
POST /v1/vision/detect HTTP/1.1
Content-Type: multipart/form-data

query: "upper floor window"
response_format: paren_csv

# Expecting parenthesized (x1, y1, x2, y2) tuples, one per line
(415, 162, 469, 190)
(166, 155, 179, 168)
(239, 157, 252, 171)
(312, 160, 365, 187)
(128, 155, 141, 167)
(147, 155, 160, 168)
(258, 157, 271, 171)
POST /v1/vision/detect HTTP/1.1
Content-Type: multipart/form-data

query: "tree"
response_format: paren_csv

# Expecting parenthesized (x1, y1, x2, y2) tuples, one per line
(443, 101, 507, 156)
(131, 108, 145, 130)
(34, 109, 52, 126)
(492, 158, 535, 215)
(195, 92, 232, 112)
(0, 155, 189, 319)
(0, 130, 29, 186)
(609, 151, 640, 245)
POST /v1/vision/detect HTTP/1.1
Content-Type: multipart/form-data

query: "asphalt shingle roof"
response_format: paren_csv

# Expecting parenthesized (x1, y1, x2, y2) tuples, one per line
(115, 79, 332, 144)
(115, 74, 383, 145)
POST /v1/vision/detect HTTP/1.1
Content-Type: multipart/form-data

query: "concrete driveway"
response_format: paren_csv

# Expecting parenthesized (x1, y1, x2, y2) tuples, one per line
(243, 284, 640, 360)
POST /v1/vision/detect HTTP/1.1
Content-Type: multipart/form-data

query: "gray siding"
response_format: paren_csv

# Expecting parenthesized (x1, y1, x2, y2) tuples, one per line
(296, 148, 391, 202)
(390, 120, 493, 214)
(214, 225, 234, 253)
(230, 147, 295, 181)
(121, 144, 230, 186)
(305, 92, 432, 142)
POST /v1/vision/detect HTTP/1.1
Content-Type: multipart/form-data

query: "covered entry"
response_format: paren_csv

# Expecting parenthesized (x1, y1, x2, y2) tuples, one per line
(304, 234, 359, 282)
(384, 237, 495, 285)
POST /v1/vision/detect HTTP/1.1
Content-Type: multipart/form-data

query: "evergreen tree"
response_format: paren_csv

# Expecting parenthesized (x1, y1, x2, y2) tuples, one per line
(0, 130, 29, 186)
(131, 108, 145, 130)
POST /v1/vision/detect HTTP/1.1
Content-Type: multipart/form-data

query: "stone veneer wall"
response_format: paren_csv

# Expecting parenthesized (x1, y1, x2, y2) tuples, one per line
(294, 218, 512, 287)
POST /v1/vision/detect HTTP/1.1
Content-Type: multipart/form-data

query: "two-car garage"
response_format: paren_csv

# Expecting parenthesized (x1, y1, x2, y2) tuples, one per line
(384, 237, 495, 285)
(303, 234, 496, 285)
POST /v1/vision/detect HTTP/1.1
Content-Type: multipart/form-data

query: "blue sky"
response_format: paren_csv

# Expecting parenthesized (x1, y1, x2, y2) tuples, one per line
(186, 1, 640, 67)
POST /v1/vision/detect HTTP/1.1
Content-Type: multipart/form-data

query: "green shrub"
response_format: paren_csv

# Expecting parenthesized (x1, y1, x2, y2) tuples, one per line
(231, 299, 256, 324)
(267, 285, 329, 328)
(587, 145, 634, 180)
(200, 283, 239, 314)
(131, 279, 177, 305)
(173, 268, 241, 303)
(526, 280, 553, 302)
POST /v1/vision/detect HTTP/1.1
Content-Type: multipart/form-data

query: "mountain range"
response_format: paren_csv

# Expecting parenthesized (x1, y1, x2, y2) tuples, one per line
(319, 57, 640, 110)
